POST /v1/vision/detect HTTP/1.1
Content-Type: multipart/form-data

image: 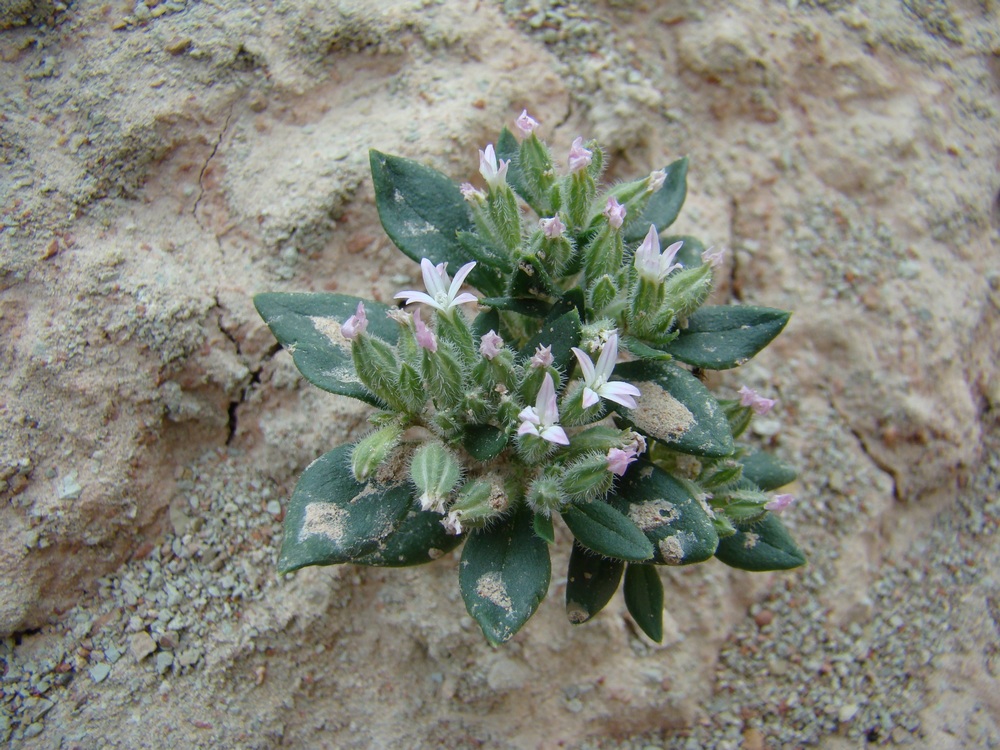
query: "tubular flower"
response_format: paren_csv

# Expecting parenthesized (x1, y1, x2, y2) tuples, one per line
(479, 330, 504, 359)
(765, 493, 796, 513)
(413, 308, 437, 352)
(539, 215, 565, 239)
(394, 258, 478, 313)
(738, 386, 776, 415)
(478, 144, 510, 189)
(603, 196, 626, 229)
(633, 225, 683, 282)
(341, 302, 368, 340)
(517, 373, 570, 446)
(567, 137, 592, 173)
(515, 109, 539, 137)
(571, 332, 641, 409)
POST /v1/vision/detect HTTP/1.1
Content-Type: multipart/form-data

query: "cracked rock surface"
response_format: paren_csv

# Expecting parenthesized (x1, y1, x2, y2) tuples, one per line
(1, 1, 998, 747)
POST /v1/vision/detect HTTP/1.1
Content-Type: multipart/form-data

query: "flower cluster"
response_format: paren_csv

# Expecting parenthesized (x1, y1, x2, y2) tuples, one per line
(255, 110, 802, 646)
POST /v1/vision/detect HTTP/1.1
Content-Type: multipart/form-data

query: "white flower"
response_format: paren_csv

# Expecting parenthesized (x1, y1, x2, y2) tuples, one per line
(394, 258, 478, 312)
(517, 373, 569, 446)
(570, 332, 641, 409)
(478, 144, 509, 189)
(633, 225, 683, 282)
(568, 136, 592, 173)
(515, 109, 539, 137)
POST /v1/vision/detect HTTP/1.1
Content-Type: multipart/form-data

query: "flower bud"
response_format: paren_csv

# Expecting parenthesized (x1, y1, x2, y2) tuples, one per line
(351, 424, 403, 482)
(351, 335, 404, 411)
(526, 471, 564, 516)
(519, 132, 557, 213)
(716, 487, 770, 525)
(410, 442, 462, 514)
(588, 273, 620, 315)
(663, 262, 713, 321)
(444, 476, 510, 533)
(560, 453, 614, 502)
(422, 340, 465, 409)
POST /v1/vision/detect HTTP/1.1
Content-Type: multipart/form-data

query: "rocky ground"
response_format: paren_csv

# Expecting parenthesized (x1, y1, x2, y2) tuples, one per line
(1, 0, 998, 747)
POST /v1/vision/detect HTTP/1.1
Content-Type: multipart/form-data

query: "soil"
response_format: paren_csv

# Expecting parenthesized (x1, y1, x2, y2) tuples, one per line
(2, 0, 999, 747)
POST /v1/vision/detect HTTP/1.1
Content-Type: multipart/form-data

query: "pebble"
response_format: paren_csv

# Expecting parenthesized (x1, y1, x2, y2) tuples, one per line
(155, 652, 174, 675)
(89, 663, 111, 683)
(129, 631, 157, 662)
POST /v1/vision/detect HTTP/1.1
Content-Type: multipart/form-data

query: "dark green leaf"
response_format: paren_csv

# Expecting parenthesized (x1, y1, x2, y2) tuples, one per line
(664, 306, 791, 370)
(561, 501, 654, 562)
(533, 512, 555, 544)
(369, 150, 503, 295)
(620, 336, 674, 361)
(624, 157, 688, 242)
(623, 563, 663, 642)
(354, 503, 463, 567)
(254, 293, 398, 406)
(471, 308, 501, 339)
(459, 506, 551, 645)
(741, 451, 798, 491)
(714, 513, 806, 571)
(278, 444, 412, 573)
(614, 361, 734, 457)
(519, 308, 582, 371)
(608, 461, 719, 565)
(479, 297, 553, 318)
(462, 424, 508, 461)
(566, 541, 624, 624)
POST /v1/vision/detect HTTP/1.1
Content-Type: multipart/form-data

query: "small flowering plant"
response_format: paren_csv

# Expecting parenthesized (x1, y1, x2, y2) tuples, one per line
(254, 112, 804, 645)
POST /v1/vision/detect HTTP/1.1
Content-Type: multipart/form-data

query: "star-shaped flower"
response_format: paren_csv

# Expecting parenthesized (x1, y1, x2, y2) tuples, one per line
(606, 446, 639, 476)
(394, 258, 478, 313)
(570, 332, 641, 409)
(480, 330, 504, 360)
(633, 225, 683, 282)
(517, 373, 569, 446)
(529, 344, 553, 369)
(539, 216, 565, 239)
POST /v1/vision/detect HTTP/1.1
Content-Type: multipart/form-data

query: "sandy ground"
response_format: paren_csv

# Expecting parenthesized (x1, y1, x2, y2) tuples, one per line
(1, 0, 999, 747)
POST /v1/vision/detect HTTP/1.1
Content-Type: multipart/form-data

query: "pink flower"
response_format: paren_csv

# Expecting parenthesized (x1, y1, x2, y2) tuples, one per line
(529, 344, 553, 369)
(539, 216, 565, 239)
(480, 330, 504, 359)
(701, 246, 726, 268)
(515, 109, 539, 137)
(571, 332, 642, 409)
(567, 136, 592, 173)
(764, 493, 796, 513)
(478, 144, 510, 189)
(633, 225, 683, 282)
(394, 258, 478, 313)
(517, 373, 569, 446)
(341, 302, 368, 340)
(413, 308, 437, 353)
(647, 169, 667, 192)
(606, 447, 638, 476)
(738, 386, 776, 415)
(603, 196, 626, 229)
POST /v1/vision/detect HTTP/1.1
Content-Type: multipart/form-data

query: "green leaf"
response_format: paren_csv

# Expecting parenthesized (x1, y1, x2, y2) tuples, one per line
(608, 461, 719, 565)
(354, 503, 463, 567)
(714, 513, 806, 571)
(369, 150, 503, 295)
(561, 501, 654, 562)
(566, 541, 624, 624)
(623, 563, 663, 642)
(614, 361, 735, 457)
(519, 308, 582, 371)
(254, 293, 398, 406)
(471, 308, 501, 339)
(620, 335, 675, 361)
(278, 444, 412, 573)
(533, 512, 555, 544)
(479, 297, 553, 318)
(741, 451, 797, 491)
(624, 157, 688, 242)
(460, 506, 551, 645)
(462, 424, 508, 461)
(664, 306, 791, 370)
